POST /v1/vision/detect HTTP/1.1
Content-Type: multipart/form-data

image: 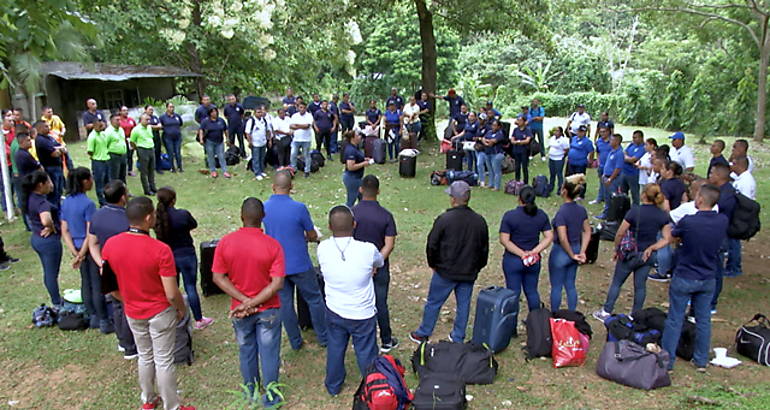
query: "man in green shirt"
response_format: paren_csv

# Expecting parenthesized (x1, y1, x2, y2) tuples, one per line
(87, 119, 111, 206)
(105, 114, 128, 183)
(130, 114, 157, 195)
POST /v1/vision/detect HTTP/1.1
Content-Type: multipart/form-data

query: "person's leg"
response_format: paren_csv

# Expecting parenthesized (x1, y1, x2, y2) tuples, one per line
(502, 255, 524, 315)
(324, 131, 332, 157)
(564, 244, 580, 310)
(373, 263, 393, 346)
(549, 159, 557, 189)
(153, 134, 163, 172)
(163, 137, 175, 170)
(315, 130, 324, 153)
(711, 239, 727, 311)
(350, 316, 379, 375)
(415, 271, 455, 338)
(577, 165, 588, 199)
(394, 130, 401, 156)
(603, 258, 634, 314)
(205, 140, 217, 173)
(146, 307, 179, 410)
(80, 251, 97, 323)
(451, 279, 474, 342)
(173, 138, 183, 171)
(125, 315, 158, 406)
(137, 148, 151, 193)
(535, 128, 546, 157)
(118, 153, 127, 182)
(91, 160, 105, 206)
(629, 175, 640, 205)
(602, 177, 621, 216)
(521, 152, 530, 184)
(556, 159, 565, 192)
(256, 308, 283, 407)
(594, 167, 605, 202)
(112, 298, 137, 354)
(661, 276, 694, 369)
(632, 254, 655, 312)
(522, 262, 542, 313)
(277, 275, 303, 349)
(691, 279, 716, 368)
(215, 142, 228, 174)
(290, 141, 299, 170)
(301, 142, 312, 174)
(492, 153, 504, 189)
(127, 147, 134, 172)
(31, 235, 62, 306)
(228, 125, 238, 146)
(513, 152, 523, 181)
(251, 147, 260, 177)
(324, 308, 350, 396)
(548, 243, 569, 311)
(293, 267, 327, 345)
(232, 310, 261, 397)
(177, 254, 203, 321)
(477, 153, 488, 186)
(84, 254, 110, 324)
(258, 146, 267, 174)
(342, 173, 360, 208)
(726, 238, 742, 276)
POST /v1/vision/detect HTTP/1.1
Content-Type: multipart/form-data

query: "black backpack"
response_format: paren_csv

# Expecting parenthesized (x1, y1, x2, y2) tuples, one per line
(411, 375, 467, 410)
(411, 341, 498, 385)
(728, 191, 761, 240)
(524, 304, 552, 359)
(225, 146, 241, 166)
(311, 151, 325, 168)
(57, 312, 88, 331)
(532, 175, 550, 197)
(553, 309, 593, 339)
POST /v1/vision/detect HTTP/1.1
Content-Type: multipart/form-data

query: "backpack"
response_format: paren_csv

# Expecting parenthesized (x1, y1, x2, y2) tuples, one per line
(430, 170, 447, 186)
(225, 146, 241, 166)
(501, 156, 515, 174)
(504, 180, 525, 196)
(32, 304, 57, 328)
(446, 170, 478, 187)
(532, 175, 550, 197)
(174, 296, 194, 365)
(553, 309, 593, 339)
(57, 311, 88, 331)
(353, 355, 413, 410)
(310, 150, 326, 168)
(729, 191, 761, 240)
(524, 305, 553, 359)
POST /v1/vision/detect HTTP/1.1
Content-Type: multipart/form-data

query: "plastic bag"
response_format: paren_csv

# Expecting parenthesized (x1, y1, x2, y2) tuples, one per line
(440, 139, 452, 154)
(550, 318, 587, 368)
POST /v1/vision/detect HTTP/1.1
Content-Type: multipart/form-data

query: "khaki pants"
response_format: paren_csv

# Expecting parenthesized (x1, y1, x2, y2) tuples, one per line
(127, 307, 179, 410)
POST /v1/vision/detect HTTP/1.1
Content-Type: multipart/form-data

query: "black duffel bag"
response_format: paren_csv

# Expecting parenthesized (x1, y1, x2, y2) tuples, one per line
(735, 313, 770, 366)
(411, 341, 498, 385)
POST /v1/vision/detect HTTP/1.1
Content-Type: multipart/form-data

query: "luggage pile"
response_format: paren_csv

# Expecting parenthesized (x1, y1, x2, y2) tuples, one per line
(522, 306, 593, 369)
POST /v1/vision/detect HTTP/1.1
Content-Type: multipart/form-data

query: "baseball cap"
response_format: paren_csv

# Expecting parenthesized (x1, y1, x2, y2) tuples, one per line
(445, 181, 471, 199)
(669, 131, 685, 140)
(448, 89, 456, 94)
(578, 125, 588, 132)
(478, 113, 488, 120)
(577, 103, 586, 108)
(486, 100, 494, 106)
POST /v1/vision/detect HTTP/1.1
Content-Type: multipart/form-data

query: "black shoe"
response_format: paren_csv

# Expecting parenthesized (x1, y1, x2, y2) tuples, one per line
(144, 191, 156, 196)
(1, 256, 19, 264)
(0, 264, 9, 271)
(178, 168, 184, 173)
(380, 337, 400, 353)
(170, 168, 177, 173)
(156, 170, 164, 175)
(409, 331, 427, 344)
(304, 172, 310, 178)
(648, 271, 670, 282)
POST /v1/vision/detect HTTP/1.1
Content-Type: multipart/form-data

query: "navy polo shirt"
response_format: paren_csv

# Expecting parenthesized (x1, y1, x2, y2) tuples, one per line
(263, 194, 315, 275)
(661, 178, 686, 210)
(623, 142, 645, 176)
(567, 136, 594, 167)
(159, 113, 184, 138)
(313, 109, 335, 132)
(552, 201, 588, 246)
(624, 204, 669, 251)
(308, 100, 322, 114)
(61, 193, 96, 249)
(417, 100, 431, 112)
(603, 146, 624, 177)
(352, 200, 397, 253)
(386, 95, 405, 110)
(15, 149, 40, 178)
(149, 115, 161, 138)
(366, 108, 382, 124)
(89, 204, 129, 249)
(453, 112, 469, 128)
(195, 104, 217, 123)
(511, 126, 533, 154)
(343, 142, 365, 179)
(329, 101, 339, 116)
(482, 128, 506, 155)
(339, 102, 354, 121)
(707, 155, 728, 178)
(282, 96, 296, 107)
(28, 193, 60, 236)
(163, 206, 197, 257)
(81, 110, 104, 126)
(595, 137, 611, 167)
(443, 96, 465, 117)
(35, 134, 62, 168)
(199, 117, 227, 144)
(500, 207, 551, 254)
(224, 103, 245, 127)
(717, 183, 737, 221)
(672, 211, 729, 280)
(597, 119, 614, 132)
(463, 120, 480, 141)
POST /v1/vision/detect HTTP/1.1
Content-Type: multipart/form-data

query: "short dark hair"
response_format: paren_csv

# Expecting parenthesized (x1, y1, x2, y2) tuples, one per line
(735, 139, 749, 151)
(33, 120, 47, 129)
(13, 107, 23, 113)
(698, 184, 721, 208)
(16, 132, 30, 142)
(711, 163, 731, 180)
(329, 205, 354, 233)
(42, 106, 52, 111)
(633, 130, 644, 138)
(110, 113, 120, 120)
(361, 175, 379, 196)
(241, 197, 265, 225)
(612, 133, 623, 143)
(125, 197, 155, 225)
(104, 180, 127, 204)
(713, 139, 725, 150)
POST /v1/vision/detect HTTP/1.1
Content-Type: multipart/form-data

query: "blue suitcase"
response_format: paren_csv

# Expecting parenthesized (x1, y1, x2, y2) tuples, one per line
(471, 286, 519, 352)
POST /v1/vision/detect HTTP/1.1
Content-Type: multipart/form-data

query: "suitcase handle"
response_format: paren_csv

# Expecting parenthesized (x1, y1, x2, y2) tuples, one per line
(748, 313, 770, 327)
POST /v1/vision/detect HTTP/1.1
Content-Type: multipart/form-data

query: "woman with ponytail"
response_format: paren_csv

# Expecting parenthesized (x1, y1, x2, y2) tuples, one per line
(592, 183, 672, 321)
(548, 173, 591, 310)
(23, 170, 62, 308)
(499, 185, 554, 314)
(153, 186, 213, 330)
(61, 167, 113, 332)
(659, 161, 686, 211)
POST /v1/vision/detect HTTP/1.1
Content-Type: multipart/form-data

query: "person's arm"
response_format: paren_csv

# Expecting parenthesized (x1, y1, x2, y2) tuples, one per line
(565, 119, 573, 136)
(161, 275, 187, 320)
(577, 218, 591, 263)
(229, 276, 285, 318)
(38, 211, 57, 237)
(532, 229, 554, 255)
(213, 272, 251, 304)
(61, 220, 79, 258)
(426, 221, 442, 268)
(347, 157, 370, 172)
(188, 212, 198, 231)
(556, 226, 575, 259)
(381, 236, 395, 261)
(606, 166, 621, 186)
(499, 232, 526, 258)
(643, 224, 672, 261)
(88, 233, 103, 268)
(150, 121, 162, 131)
(224, 128, 231, 147)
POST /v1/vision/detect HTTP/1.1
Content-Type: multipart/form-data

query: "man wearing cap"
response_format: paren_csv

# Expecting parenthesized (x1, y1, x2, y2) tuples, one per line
(566, 104, 591, 138)
(529, 99, 546, 160)
(410, 181, 489, 344)
(430, 89, 465, 128)
(669, 132, 694, 173)
(385, 88, 405, 111)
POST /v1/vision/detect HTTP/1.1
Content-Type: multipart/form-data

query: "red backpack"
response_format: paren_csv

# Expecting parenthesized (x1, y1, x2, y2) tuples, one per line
(353, 355, 413, 410)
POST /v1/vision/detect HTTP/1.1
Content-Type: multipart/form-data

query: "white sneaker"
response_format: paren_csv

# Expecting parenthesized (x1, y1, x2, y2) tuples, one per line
(589, 199, 600, 205)
(541, 156, 547, 162)
(261, 172, 268, 177)
(255, 175, 264, 181)
(528, 156, 534, 160)
(592, 309, 612, 322)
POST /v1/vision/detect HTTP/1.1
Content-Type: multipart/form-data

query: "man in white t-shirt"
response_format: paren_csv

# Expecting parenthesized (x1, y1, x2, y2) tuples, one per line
(726, 156, 755, 278)
(245, 108, 269, 180)
(669, 178, 719, 225)
(318, 205, 384, 397)
(669, 132, 694, 173)
(271, 108, 292, 168)
(289, 102, 314, 177)
(565, 103, 591, 137)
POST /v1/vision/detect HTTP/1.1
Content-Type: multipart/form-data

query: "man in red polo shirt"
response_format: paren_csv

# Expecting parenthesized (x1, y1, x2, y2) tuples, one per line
(213, 197, 286, 409)
(101, 197, 194, 410)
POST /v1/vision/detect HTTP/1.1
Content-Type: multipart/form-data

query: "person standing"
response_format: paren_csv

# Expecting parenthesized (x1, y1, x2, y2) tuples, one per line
(144, 106, 164, 175)
(549, 174, 591, 311)
(430, 89, 465, 128)
(417, 92, 432, 141)
(637, 138, 658, 187)
(289, 102, 314, 178)
(595, 134, 624, 220)
(33, 121, 66, 208)
(105, 114, 128, 182)
(82, 98, 104, 133)
(478, 119, 507, 191)
(212, 198, 286, 408)
(245, 108, 269, 180)
(510, 116, 533, 184)
(726, 156, 755, 278)
(660, 184, 727, 372)
(159, 102, 185, 173)
(101, 197, 196, 410)
(589, 126, 612, 205)
(118, 106, 137, 177)
(594, 112, 615, 141)
(383, 102, 403, 162)
(198, 107, 231, 179)
(352, 175, 398, 352)
(86, 119, 111, 206)
(565, 103, 591, 137)
(224, 94, 246, 157)
(130, 114, 158, 195)
(271, 108, 292, 168)
(154, 186, 214, 331)
(621, 130, 646, 205)
(459, 111, 480, 173)
(529, 99, 546, 160)
(194, 95, 216, 124)
(410, 181, 488, 344)
(14, 132, 40, 231)
(365, 100, 382, 136)
(592, 184, 672, 321)
(338, 93, 356, 133)
(341, 131, 370, 207)
(402, 96, 421, 148)
(707, 163, 737, 315)
(329, 95, 340, 154)
(263, 171, 327, 349)
(282, 87, 297, 114)
(313, 101, 337, 160)
(41, 106, 66, 139)
(669, 132, 695, 173)
(707, 139, 729, 180)
(566, 125, 594, 200)
(385, 87, 405, 110)
(451, 104, 470, 142)
(308, 93, 323, 115)
(499, 186, 554, 314)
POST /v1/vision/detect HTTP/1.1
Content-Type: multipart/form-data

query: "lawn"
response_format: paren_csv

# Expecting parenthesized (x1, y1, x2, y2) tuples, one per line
(0, 117, 769, 410)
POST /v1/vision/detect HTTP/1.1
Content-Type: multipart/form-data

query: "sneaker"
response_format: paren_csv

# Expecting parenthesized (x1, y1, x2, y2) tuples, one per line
(693, 361, 707, 373)
(124, 352, 139, 360)
(171, 168, 177, 173)
(100, 319, 115, 334)
(304, 172, 310, 178)
(593, 214, 607, 220)
(264, 381, 286, 409)
(178, 168, 185, 173)
(447, 334, 460, 343)
(711, 309, 717, 315)
(142, 396, 160, 410)
(380, 337, 400, 353)
(589, 199, 600, 205)
(528, 156, 534, 160)
(260, 172, 268, 177)
(117, 344, 126, 352)
(212, 171, 218, 178)
(0, 264, 9, 271)
(255, 175, 264, 181)
(648, 271, 670, 283)
(156, 170, 164, 175)
(687, 316, 696, 324)
(541, 156, 547, 162)
(409, 331, 426, 344)
(128, 171, 137, 177)
(1, 256, 19, 263)
(194, 317, 214, 330)
(592, 309, 611, 322)
(224, 172, 231, 178)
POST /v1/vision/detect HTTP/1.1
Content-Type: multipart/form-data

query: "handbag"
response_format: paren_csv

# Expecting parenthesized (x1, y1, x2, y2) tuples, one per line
(596, 340, 671, 390)
(440, 138, 452, 154)
(735, 313, 770, 366)
(474, 141, 484, 151)
(617, 208, 640, 261)
(462, 141, 476, 151)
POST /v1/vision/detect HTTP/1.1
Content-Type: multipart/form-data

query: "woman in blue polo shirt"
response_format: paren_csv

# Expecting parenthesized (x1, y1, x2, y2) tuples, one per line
(197, 107, 230, 178)
(383, 102, 402, 161)
(593, 183, 672, 321)
(500, 186, 554, 313)
(457, 111, 480, 172)
(477, 120, 506, 190)
(159, 102, 185, 172)
(566, 126, 594, 200)
(365, 100, 382, 136)
(61, 167, 113, 333)
(659, 161, 686, 211)
(342, 131, 370, 207)
(22, 170, 62, 308)
(510, 116, 533, 184)
(549, 174, 591, 310)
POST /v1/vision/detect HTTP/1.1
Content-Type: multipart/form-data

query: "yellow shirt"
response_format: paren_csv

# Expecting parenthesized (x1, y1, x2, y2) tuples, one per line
(42, 114, 66, 137)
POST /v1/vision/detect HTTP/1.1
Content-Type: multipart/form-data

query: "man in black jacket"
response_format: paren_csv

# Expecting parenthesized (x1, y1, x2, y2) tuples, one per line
(410, 181, 489, 344)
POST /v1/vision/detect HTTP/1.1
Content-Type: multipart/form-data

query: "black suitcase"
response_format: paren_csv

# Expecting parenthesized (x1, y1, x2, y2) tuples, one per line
(471, 286, 519, 352)
(296, 267, 325, 330)
(500, 121, 511, 140)
(446, 150, 463, 171)
(607, 192, 631, 222)
(399, 155, 416, 178)
(200, 240, 224, 297)
(412, 375, 467, 410)
(586, 227, 601, 263)
(372, 138, 386, 164)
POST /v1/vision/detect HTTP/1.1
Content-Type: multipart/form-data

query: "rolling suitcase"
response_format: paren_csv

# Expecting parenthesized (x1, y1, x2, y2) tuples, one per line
(446, 150, 463, 171)
(586, 227, 601, 264)
(607, 192, 631, 222)
(372, 138, 386, 164)
(200, 240, 224, 297)
(399, 155, 416, 178)
(363, 136, 375, 158)
(296, 267, 325, 330)
(471, 286, 519, 352)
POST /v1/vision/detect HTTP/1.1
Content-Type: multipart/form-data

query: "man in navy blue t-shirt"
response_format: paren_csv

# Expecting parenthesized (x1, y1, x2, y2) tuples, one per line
(194, 95, 217, 124)
(34, 121, 66, 208)
(708, 163, 737, 313)
(621, 130, 646, 205)
(224, 94, 246, 157)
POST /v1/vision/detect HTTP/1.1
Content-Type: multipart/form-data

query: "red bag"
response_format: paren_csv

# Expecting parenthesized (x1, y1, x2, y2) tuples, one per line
(550, 318, 587, 368)
(440, 139, 452, 154)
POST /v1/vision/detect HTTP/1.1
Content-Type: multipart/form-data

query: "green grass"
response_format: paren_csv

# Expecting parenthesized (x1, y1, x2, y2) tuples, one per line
(0, 117, 769, 409)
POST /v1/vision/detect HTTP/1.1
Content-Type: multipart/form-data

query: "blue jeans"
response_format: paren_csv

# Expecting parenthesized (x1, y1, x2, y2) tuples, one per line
(278, 267, 327, 349)
(712, 238, 728, 310)
(477, 152, 489, 185)
(594, 167, 605, 202)
(415, 271, 474, 342)
(232, 308, 282, 406)
(601, 176, 621, 216)
(661, 276, 715, 369)
(44, 166, 65, 209)
(163, 135, 183, 170)
(205, 140, 227, 174)
(549, 243, 580, 311)
(549, 159, 565, 193)
(251, 146, 267, 177)
(489, 152, 504, 190)
(91, 160, 110, 207)
(603, 253, 657, 313)
(512, 152, 529, 184)
(175, 253, 203, 321)
(325, 309, 378, 396)
(726, 238, 742, 276)
(341, 172, 362, 207)
(373, 263, 393, 344)
(31, 234, 62, 306)
(464, 149, 477, 173)
(290, 141, 312, 174)
(387, 136, 400, 160)
(621, 173, 640, 205)
(503, 254, 541, 313)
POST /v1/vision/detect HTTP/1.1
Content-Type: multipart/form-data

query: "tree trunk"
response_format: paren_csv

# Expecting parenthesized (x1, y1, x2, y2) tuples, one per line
(187, 0, 206, 97)
(415, 0, 438, 145)
(754, 40, 768, 142)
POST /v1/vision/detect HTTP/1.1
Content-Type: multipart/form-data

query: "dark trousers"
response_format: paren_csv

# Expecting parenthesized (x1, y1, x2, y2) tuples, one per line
(316, 129, 332, 156)
(153, 132, 163, 172)
(567, 164, 588, 199)
(229, 124, 246, 157)
(136, 147, 156, 194)
(274, 138, 291, 168)
(175, 253, 202, 321)
(108, 153, 127, 182)
(91, 160, 110, 207)
(127, 148, 134, 172)
(12, 176, 30, 230)
(340, 118, 354, 133)
(44, 166, 65, 209)
(512, 152, 529, 184)
(111, 297, 137, 355)
(31, 234, 62, 306)
(80, 253, 108, 321)
(373, 263, 393, 345)
(532, 128, 545, 156)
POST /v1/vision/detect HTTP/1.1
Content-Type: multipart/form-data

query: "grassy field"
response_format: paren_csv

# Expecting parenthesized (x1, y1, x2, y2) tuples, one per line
(1, 117, 769, 409)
